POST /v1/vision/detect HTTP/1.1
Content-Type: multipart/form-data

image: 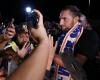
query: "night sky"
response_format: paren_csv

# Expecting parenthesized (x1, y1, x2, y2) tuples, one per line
(0, 0, 99, 23)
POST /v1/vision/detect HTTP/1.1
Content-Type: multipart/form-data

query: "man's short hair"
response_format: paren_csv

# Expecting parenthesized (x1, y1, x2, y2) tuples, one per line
(61, 5, 81, 17)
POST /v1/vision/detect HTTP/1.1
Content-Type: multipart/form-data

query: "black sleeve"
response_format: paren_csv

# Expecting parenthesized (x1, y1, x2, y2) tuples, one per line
(74, 29, 100, 60)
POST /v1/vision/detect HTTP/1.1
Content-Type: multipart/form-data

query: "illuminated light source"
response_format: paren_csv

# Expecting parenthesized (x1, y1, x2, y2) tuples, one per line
(25, 7, 32, 13)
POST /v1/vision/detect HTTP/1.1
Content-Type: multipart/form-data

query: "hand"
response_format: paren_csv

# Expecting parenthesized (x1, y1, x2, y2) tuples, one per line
(0, 77, 6, 80)
(46, 35, 57, 70)
(54, 54, 65, 67)
(29, 9, 48, 43)
(0, 24, 16, 49)
(17, 42, 31, 58)
(3, 25, 16, 41)
(33, 9, 43, 27)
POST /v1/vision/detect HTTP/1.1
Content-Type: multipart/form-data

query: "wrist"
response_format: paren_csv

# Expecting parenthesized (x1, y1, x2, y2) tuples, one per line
(39, 36, 49, 44)
(39, 39, 49, 45)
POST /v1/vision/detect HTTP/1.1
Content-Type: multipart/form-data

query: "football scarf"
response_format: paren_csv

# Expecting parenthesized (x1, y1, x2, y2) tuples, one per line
(55, 22, 83, 80)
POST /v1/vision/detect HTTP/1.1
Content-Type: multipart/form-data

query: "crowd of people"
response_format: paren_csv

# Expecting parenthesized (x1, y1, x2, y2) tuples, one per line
(0, 5, 100, 80)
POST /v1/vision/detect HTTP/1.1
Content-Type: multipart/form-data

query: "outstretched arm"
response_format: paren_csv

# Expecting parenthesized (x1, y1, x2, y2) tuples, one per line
(8, 10, 50, 80)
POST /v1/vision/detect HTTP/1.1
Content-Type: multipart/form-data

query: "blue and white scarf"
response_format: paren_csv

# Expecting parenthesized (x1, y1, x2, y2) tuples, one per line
(56, 22, 83, 55)
(55, 22, 83, 80)
(55, 66, 71, 80)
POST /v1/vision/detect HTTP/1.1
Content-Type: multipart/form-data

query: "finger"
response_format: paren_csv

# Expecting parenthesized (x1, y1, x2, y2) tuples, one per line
(50, 36, 54, 50)
(11, 24, 15, 28)
(24, 42, 30, 49)
(47, 35, 55, 70)
(16, 47, 19, 53)
(33, 9, 43, 17)
(7, 31, 15, 36)
(48, 34, 53, 43)
(33, 9, 43, 26)
(5, 34, 14, 39)
(48, 35, 54, 51)
(23, 42, 28, 48)
(54, 41, 57, 50)
(51, 36, 53, 46)
(48, 34, 51, 39)
(25, 43, 31, 49)
(6, 30, 16, 37)
(7, 28, 15, 33)
(48, 34, 51, 43)
(48, 34, 53, 48)
(7, 24, 15, 28)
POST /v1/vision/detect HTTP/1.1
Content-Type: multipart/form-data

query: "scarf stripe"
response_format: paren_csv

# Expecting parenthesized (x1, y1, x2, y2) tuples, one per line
(59, 22, 83, 53)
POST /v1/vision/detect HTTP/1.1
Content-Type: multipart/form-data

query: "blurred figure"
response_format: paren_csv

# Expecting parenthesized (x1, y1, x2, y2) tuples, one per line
(14, 23, 34, 58)
(0, 22, 16, 49)
(74, 14, 100, 80)
(0, 21, 16, 79)
(0, 23, 34, 77)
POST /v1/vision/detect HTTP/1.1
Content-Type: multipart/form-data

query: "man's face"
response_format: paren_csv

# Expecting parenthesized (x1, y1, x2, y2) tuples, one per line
(59, 10, 76, 31)
(18, 32, 29, 44)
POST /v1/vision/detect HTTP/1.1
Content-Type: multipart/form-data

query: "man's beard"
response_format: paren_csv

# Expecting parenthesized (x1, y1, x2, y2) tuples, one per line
(61, 26, 70, 32)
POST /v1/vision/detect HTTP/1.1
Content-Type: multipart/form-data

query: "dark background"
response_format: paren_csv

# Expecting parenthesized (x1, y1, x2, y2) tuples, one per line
(0, 0, 99, 22)
(0, 0, 100, 35)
